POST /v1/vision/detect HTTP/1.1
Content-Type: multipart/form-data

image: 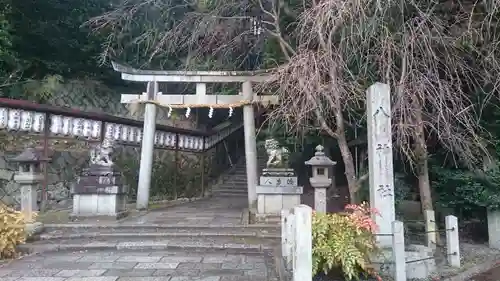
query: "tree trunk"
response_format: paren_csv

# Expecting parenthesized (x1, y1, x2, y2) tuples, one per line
(337, 133, 359, 203)
(415, 111, 433, 211)
(417, 152, 433, 211)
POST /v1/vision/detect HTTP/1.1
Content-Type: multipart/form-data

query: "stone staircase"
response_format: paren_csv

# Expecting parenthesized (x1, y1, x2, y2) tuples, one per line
(17, 197, 282, 280)
(211, 164, 249, 197)
(11, 152, 285, 280)
(211, 151, 268, 198)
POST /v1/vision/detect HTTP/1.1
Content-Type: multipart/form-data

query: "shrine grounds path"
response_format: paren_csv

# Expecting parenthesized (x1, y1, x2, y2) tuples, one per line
(0, 197, 281, 281)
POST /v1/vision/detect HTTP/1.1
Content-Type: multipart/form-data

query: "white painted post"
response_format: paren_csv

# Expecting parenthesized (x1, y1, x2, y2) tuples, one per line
(392, 220, 406, 281)
(285, 211, 295, 269)
(242, 81, 258, 209)
(424, 210, 437, 250)
(445, 215, 461, 268)
(367, 83, 396, 248)
(136, 81, 158, 210)
(281, 209, 290, 260)
(293, 205, 312, 281)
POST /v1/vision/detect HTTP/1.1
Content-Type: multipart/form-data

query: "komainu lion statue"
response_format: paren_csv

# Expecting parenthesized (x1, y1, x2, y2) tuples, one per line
(265, 138, 289, 167)
(89, 138, 114, 166)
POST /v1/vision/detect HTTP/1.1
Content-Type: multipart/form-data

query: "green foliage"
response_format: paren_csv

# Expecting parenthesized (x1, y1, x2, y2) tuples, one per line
(312, 203, 379, 280)
(114, 150, 207, 200)
(1, 75, 63, 103)
(431, 162, 500, 219)
(6, 0, 111, 78)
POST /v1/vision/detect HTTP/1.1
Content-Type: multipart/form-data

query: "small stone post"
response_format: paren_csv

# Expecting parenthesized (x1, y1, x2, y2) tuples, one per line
(424, 210, 437, 250)
(445, 215, 461, 268)
(305, 145, 336, 213)
(392, 220, 406, 281)
(285, 210, 295, 269)
(487, 209, 500, 249)
(293, 205, 312, 281)
(281, 209, 290, 261)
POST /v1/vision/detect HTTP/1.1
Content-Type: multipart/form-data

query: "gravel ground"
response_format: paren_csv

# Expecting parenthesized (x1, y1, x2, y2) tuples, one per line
(431, 241, 500, 280)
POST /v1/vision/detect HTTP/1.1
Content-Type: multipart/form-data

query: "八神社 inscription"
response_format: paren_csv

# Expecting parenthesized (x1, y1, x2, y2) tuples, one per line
(367, 83, 396, 247)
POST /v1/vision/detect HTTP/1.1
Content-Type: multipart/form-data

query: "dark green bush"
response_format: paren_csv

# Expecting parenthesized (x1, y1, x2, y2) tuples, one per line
(430, 162, 500, 220)
(113, 149, 207, 201)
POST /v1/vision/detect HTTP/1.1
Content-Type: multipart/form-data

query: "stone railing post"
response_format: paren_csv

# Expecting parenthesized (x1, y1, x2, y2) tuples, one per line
(392, 220, 406, 281)
(281, 209, 296, 270)
(424, 210, 437, 250)
(445, 215, 460, 268)
(293, 204, 312, 281)
(305, 145, 336, 213)
(487, 209, 500, 249)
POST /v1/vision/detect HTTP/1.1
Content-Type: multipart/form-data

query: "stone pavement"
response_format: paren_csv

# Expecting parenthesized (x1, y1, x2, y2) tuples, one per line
(0, 248, 276, 281)
(0, 196, 281, 281)
(123, 197, 247, 226)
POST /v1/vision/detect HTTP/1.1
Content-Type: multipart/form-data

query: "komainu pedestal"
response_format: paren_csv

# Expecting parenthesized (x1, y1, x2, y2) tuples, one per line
(256, 168, 303, 215)
(71, 164, 128, 220)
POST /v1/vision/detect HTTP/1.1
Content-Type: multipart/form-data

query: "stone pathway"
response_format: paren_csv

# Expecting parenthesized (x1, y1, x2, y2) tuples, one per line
(124, 197, 247, 226)
(0, 248, 276, 281)
(0, 197, 281, 281)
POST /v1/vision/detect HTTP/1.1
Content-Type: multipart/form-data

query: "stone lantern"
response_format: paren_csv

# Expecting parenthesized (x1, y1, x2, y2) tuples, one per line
(305, 145, 336, 213)
(10, 147, 50, 221)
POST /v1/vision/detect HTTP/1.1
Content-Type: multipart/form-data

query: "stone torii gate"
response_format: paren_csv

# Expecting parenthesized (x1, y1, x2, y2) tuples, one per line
(112, 62, 277, 210)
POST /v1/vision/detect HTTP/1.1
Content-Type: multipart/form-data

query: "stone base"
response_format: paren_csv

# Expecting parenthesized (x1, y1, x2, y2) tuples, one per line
(261, 168, 295, 177)
(70, 210, 129, 221)
(71, 193, 128, 218)
(488, 209, 500, 249)
(372, 245, 435, 279)
(256, 185, 302, 214)
(405, 245, 436, 279)
(25, 222, 44, 238)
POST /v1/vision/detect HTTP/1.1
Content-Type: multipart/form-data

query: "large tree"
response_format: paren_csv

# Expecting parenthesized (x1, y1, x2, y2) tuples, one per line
(90, 0, 498, 207)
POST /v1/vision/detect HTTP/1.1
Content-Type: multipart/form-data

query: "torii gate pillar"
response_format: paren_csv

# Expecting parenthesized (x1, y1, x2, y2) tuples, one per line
(242, 81, 258, 208)
(112, 61, 273, 211)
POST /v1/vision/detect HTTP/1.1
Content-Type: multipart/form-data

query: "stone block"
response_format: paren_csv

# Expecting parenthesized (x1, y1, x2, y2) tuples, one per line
(21, 185, 38, 219)
(25, 222, 44, 237)
(71, 164, 128, 219)
(72, 194, 128, 219)
(256, 186, 302, 214)
(405, 245, 436, 279)
(259, 176, 298, 187)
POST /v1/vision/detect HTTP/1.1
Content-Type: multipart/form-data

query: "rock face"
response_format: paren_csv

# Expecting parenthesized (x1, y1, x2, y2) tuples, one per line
(0, 79, 200, 210)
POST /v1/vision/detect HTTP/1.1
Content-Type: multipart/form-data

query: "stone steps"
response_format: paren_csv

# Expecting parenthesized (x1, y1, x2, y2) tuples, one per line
(212, 191, 248, 197)
(211, 190, 248, 197)
(40, 225, 280, 239)
(253, 215, 282, 225)
(21, 235, 279, 255)
(214, 185, 247, 190)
